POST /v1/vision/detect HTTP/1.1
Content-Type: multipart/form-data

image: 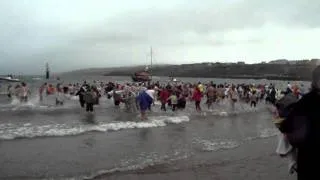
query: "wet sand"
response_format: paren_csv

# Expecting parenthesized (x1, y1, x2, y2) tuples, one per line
(0, 125, 295, 180)
(94, 137, 296, 180)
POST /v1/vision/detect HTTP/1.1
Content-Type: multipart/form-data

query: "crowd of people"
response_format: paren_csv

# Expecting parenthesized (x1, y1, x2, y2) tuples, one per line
(6, 79, 307, 118)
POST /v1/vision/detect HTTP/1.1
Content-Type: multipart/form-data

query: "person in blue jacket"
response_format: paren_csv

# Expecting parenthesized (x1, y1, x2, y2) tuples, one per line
(137, 87, 153, 120)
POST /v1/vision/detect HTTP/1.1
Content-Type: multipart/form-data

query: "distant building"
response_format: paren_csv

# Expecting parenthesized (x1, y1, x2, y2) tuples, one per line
(288, 61, 297, 65)
(237, 61, 245, 65)
(311, 59, 320, 65)
(268, 59, 289, 64)
(295, 60, 310, 65)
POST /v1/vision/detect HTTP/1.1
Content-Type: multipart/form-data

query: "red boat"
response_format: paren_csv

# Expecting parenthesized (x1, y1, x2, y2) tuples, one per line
(132, 47, 153, 82)
(131, 71, 151, 82)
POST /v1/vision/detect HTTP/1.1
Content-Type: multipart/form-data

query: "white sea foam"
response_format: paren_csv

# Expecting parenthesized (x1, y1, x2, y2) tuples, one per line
(245, 128, 279, 141)
(259, 128, 279, 138)
(194, 138, 240, 152)
(0, 116, 190, 140)
(219, 111, 228, 116)
(0, 95, 80, 112)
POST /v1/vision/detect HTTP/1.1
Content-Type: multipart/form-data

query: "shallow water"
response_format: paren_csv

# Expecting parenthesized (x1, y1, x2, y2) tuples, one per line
(0, 76, 298, 179)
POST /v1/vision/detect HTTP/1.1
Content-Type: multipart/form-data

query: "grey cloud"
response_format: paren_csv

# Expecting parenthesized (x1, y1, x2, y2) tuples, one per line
(71, 31, 147, 45)
(103, 0, 320, 35)
(1, 0, 320, 74)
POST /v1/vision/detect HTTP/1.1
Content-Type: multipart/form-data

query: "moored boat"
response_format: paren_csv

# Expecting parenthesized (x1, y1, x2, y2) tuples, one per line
(131, 71, 152, 82)
(0, 76, 20, 82)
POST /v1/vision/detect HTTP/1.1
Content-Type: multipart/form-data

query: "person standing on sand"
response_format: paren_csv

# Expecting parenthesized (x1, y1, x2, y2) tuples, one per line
(279, 65, 320, 180)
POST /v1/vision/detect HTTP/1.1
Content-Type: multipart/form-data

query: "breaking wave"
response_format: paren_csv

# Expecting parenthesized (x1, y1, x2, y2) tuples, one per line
(0, 116, 190, 140)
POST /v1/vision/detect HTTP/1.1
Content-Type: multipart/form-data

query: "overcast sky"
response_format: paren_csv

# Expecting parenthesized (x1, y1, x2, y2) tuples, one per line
(0, 0, 320, 74)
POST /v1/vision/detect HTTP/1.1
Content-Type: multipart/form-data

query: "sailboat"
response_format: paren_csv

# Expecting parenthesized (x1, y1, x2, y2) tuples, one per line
(131, 47, 153, 82)
(33, 62, 49, 81)
(32, 62, 50, 81)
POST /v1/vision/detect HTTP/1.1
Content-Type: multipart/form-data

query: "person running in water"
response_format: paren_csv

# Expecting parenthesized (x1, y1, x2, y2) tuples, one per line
(177, 93, 186, 110)
(39, 83, 47, 102)
(55, 83, 64, 106)
(250, 90, 258, 108)
(146, 87, 155, 110)
(206, 83, 217, 110)
(7, 84, 13, 99)
(192, 86, 202, 112)
(137, 87, 153, 120)
(76, 85, 87, 108)
(112, 89, 122, 107)
(123, 91, 137, 113)
(19, 82, 31, 103)
(159, 87, 170, 111)
(228, 85, 238, 111)
(167, 92, 178, 111)
(84, 86, 97, 112)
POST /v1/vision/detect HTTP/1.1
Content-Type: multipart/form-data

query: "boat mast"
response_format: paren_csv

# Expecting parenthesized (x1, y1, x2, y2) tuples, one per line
(150, 46, 153, 69)
(46, 62, 50, 79)
(150, 46, 153, 80)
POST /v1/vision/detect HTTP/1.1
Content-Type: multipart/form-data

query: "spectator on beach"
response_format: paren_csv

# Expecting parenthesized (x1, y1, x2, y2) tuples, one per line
(273, 91, 299, 174)
(279, 65, 320, 180)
